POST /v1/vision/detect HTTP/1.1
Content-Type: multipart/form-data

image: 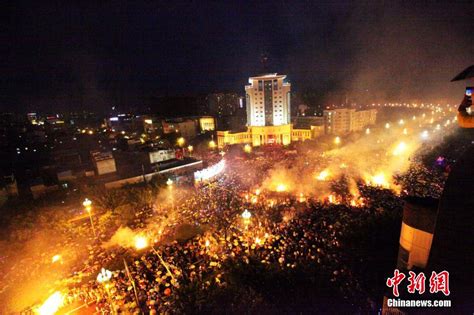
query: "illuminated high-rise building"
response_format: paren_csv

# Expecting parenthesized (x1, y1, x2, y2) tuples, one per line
(245, 74, 291, 127)
(217, 73, 318, 148)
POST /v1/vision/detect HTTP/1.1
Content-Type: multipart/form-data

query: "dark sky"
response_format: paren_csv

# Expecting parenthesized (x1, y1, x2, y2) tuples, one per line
(3, 1, 473, 111)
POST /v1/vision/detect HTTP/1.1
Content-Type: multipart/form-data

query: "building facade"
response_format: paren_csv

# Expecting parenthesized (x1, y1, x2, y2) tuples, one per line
(217, 73, 318, 149)
(245, 73, 291, 127)
(323, 108, 377, 135)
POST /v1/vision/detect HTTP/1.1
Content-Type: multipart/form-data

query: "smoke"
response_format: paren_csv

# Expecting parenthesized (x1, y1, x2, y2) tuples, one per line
(343, 3, 474, 104)
(103, 226, 140, 249)
(258, 107, 455, 199)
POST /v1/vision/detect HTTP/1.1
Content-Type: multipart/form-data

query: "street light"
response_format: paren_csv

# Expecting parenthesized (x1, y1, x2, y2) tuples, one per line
(166, 178, 174, 208)
(187, 145, 193, 155)
(177, 137, 185, 147)
(334, 136, 341, 145)
(96, 268, 116, 314)
(242, 209, 251, 220)
(209, 140, 216, 149)
(83, 198, 97, 238)
(244, 144, 252, 153)
(97, 268, 112, 283)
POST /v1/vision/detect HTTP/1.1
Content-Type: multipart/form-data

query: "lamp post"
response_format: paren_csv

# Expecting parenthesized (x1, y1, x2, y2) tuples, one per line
(82, 198, 97, 238)
(167, 178, 174, 208)
(241, 209, 251, 229)
(97, 268, 116, 314)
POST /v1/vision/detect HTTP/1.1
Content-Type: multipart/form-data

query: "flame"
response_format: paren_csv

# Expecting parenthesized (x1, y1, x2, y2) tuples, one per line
(366, 173, 390, 188)
(134, 235, 148, 250)
(276, 183, 287, 192)
(392, 142, 408, 156)
(36, 291, 65, 315)
(51, 255, 61, 263)
(298, 192, 306, 203)
(316, 169, 330, 181)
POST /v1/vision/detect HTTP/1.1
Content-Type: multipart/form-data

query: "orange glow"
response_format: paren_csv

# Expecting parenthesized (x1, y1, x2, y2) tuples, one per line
(328, 194, 336, 204)
(134, 235, 148, 250)
(392, 142, 407, 156)
(37, 291, 65, 315)
(276, 183, 287, 192)
(366, 172, 390, 188)
(316, 169, 330, 181)
(51, 255, 61, 264)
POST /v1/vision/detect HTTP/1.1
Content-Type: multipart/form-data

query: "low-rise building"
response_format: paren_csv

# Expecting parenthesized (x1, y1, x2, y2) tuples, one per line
(91, 151, 116, 176)
(323, 108, 377, 135)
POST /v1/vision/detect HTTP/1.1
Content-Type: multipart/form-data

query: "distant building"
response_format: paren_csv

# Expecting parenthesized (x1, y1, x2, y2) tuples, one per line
(162, 116, 215, 139)
(323, 108, 377, 135)
(292, 115, 324, 129)
(91, 151, 116, 176)
(207, 93, 242, 117)
(217, 73, 318, 148)
(198, 116, 215, 132)
(149, 149, 176, 164)
(206, 93, 244, 130)
(162, 119, 197, 139)
(246, 73, 291, 126)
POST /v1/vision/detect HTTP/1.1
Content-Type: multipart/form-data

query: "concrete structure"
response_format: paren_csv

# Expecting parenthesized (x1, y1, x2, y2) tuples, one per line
(217, 73, 318, 148)
(397, 197, 438, 270)
(91, 151, 117, 176)
(149, 149, 176, 164)
(383, 145, 474, 313)
(198, 116, 215, 132)
(323, 108, 377, 135)
(103, 158, 203, 189)
(245, 73, 291, 126)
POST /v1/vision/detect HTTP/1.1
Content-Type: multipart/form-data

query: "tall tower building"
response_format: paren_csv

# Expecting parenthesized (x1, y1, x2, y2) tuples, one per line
(217, 72, 316, 148)
(245, 74, 291, 127)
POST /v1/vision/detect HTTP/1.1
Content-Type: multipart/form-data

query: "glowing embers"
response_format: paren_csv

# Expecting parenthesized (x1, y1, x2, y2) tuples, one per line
(194, 160, 226, 182)
(275, 183, 287, 192)
(316, 169, 330, 181)
(134, 235, 149, 250)
(392, 142, 408, 156)
(36, 291, 65, 315)
(365, 172, 390, 188)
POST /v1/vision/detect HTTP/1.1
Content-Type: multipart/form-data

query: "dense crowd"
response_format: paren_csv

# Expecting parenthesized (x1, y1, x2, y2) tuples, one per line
(3, 107, 470, 314)
(51, 155, 411, 313)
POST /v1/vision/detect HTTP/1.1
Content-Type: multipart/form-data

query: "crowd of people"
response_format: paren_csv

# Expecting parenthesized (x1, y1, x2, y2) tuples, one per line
(2, 106, 469, 314)
(49, 151, 427, 313)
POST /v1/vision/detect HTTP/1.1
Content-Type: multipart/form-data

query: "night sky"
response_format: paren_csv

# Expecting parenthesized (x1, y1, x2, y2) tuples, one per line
(3, 1, 474, 111)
